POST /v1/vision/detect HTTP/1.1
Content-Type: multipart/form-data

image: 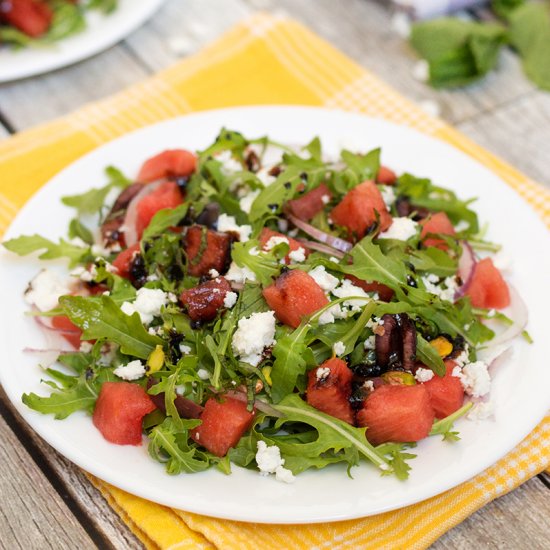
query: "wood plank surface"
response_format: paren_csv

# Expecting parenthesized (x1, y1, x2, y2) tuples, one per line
(0, 410, 95, 550)
(0, 0, 549, 549)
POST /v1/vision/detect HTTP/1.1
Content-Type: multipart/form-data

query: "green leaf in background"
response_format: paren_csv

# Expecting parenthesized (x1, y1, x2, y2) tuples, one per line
(509, 2, 550, 92)
(492, 0, 526, 20)
(60, 295, 164, 359)
(68, 218, 94, 245)
(410, 18, 507, 88)
(45, 1, 86, 42)
(0, 27, 33, 48)
(3, 234, 91, 267)
(142, 203, 189, 240)
(61, 165, 130, 216)
(86, 0, 118, 14)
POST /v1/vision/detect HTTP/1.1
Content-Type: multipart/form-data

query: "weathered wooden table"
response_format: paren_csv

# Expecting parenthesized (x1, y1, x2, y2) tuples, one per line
(1, 1, 549, 548)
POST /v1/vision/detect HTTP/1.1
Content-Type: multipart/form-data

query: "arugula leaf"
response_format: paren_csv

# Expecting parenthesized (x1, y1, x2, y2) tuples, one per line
(60, 295, 163, 359)
(376, 443, 417, 481)
(142, 203, 189, 240)
(341, 148, 380, 182)
(509, 2, 550, 91)
(230, 240, 281, 286)
(45, 1, 86, 42)
(148, 417, 210, 474)
(86, 0, 117, 14)
(3, 234, 90, 267)
(416, 335, 446, 376)
(0, 27, 33, 47)
(410, 18, 507, 88)
(61, 165, 130, 216)
(429, 402, 473, 441)
(68, 218, 94, 245)
(492, 0, 525, 20)
(272, 395, 392, 474)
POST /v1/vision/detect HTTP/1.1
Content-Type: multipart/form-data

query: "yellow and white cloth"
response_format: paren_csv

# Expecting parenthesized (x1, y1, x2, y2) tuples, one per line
(0, 14, 548, 550)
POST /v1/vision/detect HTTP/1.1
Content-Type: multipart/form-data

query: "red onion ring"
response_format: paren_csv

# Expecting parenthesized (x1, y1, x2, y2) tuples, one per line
(455, 241, 477, 299)
(296, 239, 345, 259)
(285, 211, 353, 253)
(23, 348, 68, 368)
(122, 181, 163, 247)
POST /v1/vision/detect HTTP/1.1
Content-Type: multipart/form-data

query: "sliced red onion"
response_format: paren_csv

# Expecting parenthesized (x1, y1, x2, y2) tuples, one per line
(455, 241, 477, 299)
(23, 348, 66, 368)
(285, 211, 353, 253)
(296, 239, 345, 259)
(122, 180, 163, 247)
(226, 390, 284, 417)
(34, 315, 80, 336)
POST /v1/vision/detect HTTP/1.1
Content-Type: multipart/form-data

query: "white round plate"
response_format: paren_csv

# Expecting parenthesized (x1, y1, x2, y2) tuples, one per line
(0, 0, 164, 82)
(1, 107, 549, 524)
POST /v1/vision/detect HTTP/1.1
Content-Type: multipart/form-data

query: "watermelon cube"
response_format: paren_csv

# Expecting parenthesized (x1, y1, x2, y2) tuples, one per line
(421, 360, 464, 419)
(287, 183, 332, 220)
(465, 258, 510, 309)
(184, 226, 232, 277)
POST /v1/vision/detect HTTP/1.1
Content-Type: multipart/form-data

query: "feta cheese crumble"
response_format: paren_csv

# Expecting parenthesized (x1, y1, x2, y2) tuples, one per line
(308, 265, 339, 292)
(120, 287, 168, 324)
(421, 275, 459, 303)
(225, 261, 257, 284)
(25, 269, 72, 312)
(114, 360, 146, 381)
(217, 213, 252, 242)
(333, 340, 346, 356)
(216, 150, 243, 174)
(208, 269, 220, 278)
(179, 343, 192, 355)
(379, 217, 418, 241)
(415, 367, 434, 383)
(223, 291, 238, 309)
(380, 185, 396, 208)
(255, 441, 295, 484)
(232, 311, 276, 366)
(364, 335, 376, 350)
(316, 366, 330, 380)
(331, 278, 371, 310)
(288, 247, 306, 263)
(197, 368, 210, 380)
(467, 401, 494, 421)
(264, 235, 289, 251)
(453, 361, 491, 398)
(239, 189, 260, 214)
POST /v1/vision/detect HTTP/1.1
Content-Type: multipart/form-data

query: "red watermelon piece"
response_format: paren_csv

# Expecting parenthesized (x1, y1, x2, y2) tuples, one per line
(93, 382, 156, 446)
(465, 258, 510, 309)
(184, 226, 232, 277)
(376, 165, 397, 185)
(112, 243, 141, 279)
(356, 384, 435, 445)
(2, 0, 53, 37)
(191, 397, 255, 457)
(330, 180, 392, 238)
(137, 149, 197, 183)
(135, 181, 183, 238)
(263, 269, 329, 328)
(180, 277, 232, 322)
(420, 212, 456, 250)
(287, 183, 332, 220)
(306, 358, 354, 424)
(421, 360, 464, 419)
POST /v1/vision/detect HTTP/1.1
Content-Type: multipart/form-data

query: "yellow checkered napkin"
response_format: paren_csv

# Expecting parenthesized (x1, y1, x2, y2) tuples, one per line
(1, 13, 548, 550)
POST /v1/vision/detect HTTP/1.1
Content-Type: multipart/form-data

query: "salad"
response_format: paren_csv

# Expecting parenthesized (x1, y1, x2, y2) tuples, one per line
(4, 129, 527, 483)
(0, 0, 117, 47)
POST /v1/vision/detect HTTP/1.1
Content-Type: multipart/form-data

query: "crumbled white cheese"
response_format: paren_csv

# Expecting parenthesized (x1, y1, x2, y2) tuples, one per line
(333, 341, 346, 356)
(120, 287, 168, 324)
(421, 275, 458, 303)
(223, 291, 238, 308)
(217, 214, 252, 242)
(146, 273, 160, 282)
(239, 189, 260, 214)
(225, 261, 257, 284)
(380, 185, 396, 208)
(216, 150, 243, 174)
(113, 360, 146, 381)
(332, 278, 371, 311)
(232, 311, 276, 366)
(454, 361, 491, 398)
(379, 217, 418, 241)
(25, 269, 73, 312)
(321, 194, 331, 205)
(255, 441, 295, 483)
(79, 342, 93, 353)
(68, 236, 89, 248)
(70, 265, 94, 283)
(318, 303, 347, 325)
(288, 247, 306, 263)
(453, 347, 469, 367)
(264, 235, 289, 251)
(364, 335, 376, 350)
(167, 292, 178, 303)
(179, 343, 192, 354)
(454, 220, 470, 232)
(256, 168, 276, 187)
(415, 367, 434, 383)
(316, 366, 331, 380)
(467, 401, 494, 421)
(209, 269, 220, 278)
(91, 243, 112, 257)
(197, 368, 210, 380)
(308, 265, 339, 292)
